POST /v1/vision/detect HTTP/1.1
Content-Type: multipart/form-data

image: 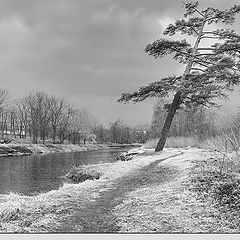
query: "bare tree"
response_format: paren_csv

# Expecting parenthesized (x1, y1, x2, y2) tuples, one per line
(69, 109, 97, 144)
(23, 91, 52, 143)
(0, 89, 9, 138)
(49, 97, 65, 143)
(15, 99, 29, 139)
(57, 103, 74, 144)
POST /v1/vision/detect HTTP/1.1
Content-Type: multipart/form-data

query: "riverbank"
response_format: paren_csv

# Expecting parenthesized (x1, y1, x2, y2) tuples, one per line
(0, 147, 178, 232)
(0, 143, 106, 157)
(0, 147, 239, 233)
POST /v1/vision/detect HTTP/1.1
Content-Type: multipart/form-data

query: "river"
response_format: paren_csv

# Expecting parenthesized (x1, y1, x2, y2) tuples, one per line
(0, 148, 130, 195)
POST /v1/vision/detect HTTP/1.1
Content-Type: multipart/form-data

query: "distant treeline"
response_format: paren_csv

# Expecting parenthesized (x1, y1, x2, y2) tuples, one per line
(150, 100, 240, 143)
(93, 120, 148, 144)
(150, 100, 218, 140)
(0, 89, 149, 145)
(0, 89, 98, 144)
(0, 89, 238, 145)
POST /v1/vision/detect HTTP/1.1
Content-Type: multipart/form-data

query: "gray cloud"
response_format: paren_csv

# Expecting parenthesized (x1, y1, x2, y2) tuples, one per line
(0, 0, 239, 125)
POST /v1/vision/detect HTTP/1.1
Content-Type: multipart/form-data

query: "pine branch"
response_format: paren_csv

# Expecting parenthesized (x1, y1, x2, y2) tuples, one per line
(198, 48, 216, 51)
(118, 76, 180, 103)
(189, 26, 199, 35)
(193, 59, 214, 67)
(196, 53, 215, 56)
(145, 39, 191, 59)
(190, 67, 206, 72)
(193, 7, 205, 17)
(164, 17, 202, 36)
(206, 5, 240, 24)
(183, 1, 202, 17)
(202, 31, 216, 35)
(200, 36, 219, 40)
(119, 1, 240, 114)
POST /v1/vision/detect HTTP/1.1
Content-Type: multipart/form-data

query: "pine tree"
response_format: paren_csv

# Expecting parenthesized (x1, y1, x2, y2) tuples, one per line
(118, 1, 240, 151)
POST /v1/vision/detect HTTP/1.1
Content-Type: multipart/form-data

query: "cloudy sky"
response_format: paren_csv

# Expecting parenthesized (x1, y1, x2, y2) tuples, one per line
(0, 0, 239, 126)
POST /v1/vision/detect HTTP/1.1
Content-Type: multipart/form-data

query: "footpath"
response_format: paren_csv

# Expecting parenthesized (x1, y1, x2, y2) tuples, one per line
(1, 147, 237, 233)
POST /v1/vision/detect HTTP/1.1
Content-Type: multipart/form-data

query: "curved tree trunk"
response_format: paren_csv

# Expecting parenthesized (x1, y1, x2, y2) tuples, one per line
(155, 91, 181, 152)
(155, 14, 208, 152)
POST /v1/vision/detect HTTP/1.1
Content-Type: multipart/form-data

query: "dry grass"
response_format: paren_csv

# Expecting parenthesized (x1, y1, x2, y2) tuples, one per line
(188, 151, 240, 232)
(145, 135, 240, 152)
(200, 135, 240, 153)
(145, 137, 201, 149)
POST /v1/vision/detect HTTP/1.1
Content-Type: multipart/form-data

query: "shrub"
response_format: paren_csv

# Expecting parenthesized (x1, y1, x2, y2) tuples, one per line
(65, 167, 101, 183)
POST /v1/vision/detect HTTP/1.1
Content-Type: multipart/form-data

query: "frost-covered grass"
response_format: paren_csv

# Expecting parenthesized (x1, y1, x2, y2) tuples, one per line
(113, 148, 240, 233)
(0, 181, 104, 232)
(189, 150, 240, 232)
(145, 135, 239, 152)
(0, 142, 105, 156)
(0, 147, 182, 233)
(145, 136, 201, 149)
(2, 146, 238, 233)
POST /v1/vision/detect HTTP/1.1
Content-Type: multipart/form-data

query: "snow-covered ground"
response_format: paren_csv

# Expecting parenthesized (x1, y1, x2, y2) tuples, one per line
(0, 143, 105, 156)
(1, 147, 235, 233)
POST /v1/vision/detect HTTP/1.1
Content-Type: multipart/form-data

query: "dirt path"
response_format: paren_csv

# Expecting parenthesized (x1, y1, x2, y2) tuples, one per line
(59, 152, 183, 233)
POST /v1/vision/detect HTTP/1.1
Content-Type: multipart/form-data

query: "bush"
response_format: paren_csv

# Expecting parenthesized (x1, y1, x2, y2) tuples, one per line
(65, 167, 101, 183)
(213, 177, 240, 208)
(192, 164, 240, 212)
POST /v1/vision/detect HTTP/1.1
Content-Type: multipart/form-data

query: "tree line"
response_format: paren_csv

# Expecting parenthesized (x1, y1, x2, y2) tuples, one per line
(0, 90, 96, 144)
(1, 87, 237, 146)
(93, 120, 148, 144)
(150, 100, 218, 141)
(0, 89, 149, 145)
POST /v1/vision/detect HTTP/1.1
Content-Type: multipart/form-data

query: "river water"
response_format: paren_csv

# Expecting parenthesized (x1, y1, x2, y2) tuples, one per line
(0, 148, 130, 195)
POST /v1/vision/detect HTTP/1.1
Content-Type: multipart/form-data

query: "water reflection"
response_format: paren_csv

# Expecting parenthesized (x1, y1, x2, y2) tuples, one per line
(0, 148, 128, 195)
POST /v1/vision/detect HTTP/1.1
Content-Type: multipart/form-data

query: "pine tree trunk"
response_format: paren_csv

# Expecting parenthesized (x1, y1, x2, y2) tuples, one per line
(154, 13, 208, 152)
(155, 91, 181, 152)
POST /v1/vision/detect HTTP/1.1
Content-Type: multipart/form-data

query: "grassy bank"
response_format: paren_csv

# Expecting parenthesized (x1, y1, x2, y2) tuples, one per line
(0, 147, 183, 232)
(145, 135, 238, 152)
(1, 145, 240, 233)
(0, 143, 106, 157)
(113, 148, 240, 232)
(145, 136, 201, 149)
(190, 151, 240, 232)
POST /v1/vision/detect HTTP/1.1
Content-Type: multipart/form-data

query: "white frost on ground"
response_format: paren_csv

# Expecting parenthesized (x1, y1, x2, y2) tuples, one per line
(113, 147, 226, 233)
(0, 147, 183, 232)
(0, 143, 104, 156)
(0, 147, 220, 233)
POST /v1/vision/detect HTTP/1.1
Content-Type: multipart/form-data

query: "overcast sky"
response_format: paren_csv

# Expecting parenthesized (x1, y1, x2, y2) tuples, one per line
(0, 0, 239, 126)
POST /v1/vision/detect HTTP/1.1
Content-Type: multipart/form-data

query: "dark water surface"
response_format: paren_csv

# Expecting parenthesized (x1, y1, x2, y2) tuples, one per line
(0, 148, 129, 195)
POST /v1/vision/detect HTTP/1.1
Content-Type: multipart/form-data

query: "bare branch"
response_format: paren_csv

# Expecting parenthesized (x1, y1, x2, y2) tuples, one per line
(193, 61, 210, 68)
(193, 7, 205, 17)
